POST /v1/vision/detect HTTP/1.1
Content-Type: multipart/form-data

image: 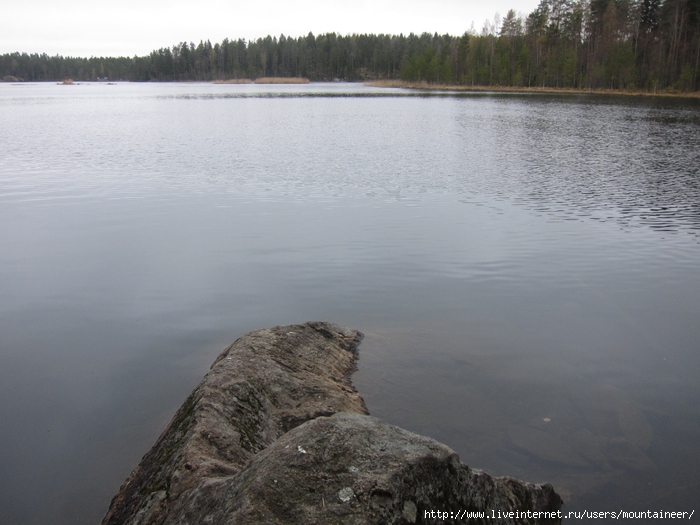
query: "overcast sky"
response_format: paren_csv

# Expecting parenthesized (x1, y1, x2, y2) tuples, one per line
(2, 0, 541, 58)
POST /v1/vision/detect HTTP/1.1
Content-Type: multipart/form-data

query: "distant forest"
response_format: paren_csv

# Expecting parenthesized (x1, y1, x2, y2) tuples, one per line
(2, 0, 699, 91)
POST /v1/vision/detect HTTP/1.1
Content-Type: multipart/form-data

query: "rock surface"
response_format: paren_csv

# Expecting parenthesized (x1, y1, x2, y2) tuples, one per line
(103, 322, 562, 525)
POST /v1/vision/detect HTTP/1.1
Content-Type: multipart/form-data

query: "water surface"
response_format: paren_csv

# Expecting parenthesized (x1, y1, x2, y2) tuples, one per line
(1, 82, 699, 523)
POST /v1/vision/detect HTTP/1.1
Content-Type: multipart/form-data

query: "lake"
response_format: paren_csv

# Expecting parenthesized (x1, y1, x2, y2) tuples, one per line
(0, 82, 698, 523)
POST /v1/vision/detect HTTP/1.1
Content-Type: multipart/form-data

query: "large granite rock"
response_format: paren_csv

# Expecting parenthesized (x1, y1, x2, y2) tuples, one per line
(103, 322, 562, 525)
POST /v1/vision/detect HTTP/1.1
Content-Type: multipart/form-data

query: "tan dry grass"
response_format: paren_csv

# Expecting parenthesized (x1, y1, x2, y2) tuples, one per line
(212, 79, 253, 84)
(366, 80, 700, 99)
(254, 77, 310, 84)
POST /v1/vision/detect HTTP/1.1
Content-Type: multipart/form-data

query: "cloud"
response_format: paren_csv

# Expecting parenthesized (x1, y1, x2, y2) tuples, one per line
(1, 0, 539, 57)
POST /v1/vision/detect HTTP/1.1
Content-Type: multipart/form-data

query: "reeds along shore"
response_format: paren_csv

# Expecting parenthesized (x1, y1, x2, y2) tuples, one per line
(255, 77, 310, 84)
(366, 80, 700, 98)
(212, 77, 309, 84)
(212, 78, 252, 84)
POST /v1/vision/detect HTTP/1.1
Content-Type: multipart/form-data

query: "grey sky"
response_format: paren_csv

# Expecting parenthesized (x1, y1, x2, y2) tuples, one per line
(2, 0, 540, 57)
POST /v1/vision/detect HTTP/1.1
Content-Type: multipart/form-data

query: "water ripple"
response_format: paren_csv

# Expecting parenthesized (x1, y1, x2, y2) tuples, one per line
(1, 83, 699, 238)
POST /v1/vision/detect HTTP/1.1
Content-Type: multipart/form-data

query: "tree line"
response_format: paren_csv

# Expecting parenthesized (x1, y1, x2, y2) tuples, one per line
(2, 0, 699, 91)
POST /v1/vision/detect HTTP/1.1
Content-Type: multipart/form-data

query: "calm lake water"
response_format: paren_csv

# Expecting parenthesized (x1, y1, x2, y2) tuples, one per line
(1, 82, 699, 523)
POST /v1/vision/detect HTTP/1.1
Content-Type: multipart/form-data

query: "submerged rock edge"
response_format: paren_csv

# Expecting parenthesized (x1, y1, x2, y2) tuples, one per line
(102, 321, 562, 525)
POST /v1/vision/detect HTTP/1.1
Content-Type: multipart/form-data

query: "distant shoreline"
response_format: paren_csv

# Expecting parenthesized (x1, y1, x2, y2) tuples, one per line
(4, 77, 698, 99)
(365, 80, 700, 99)
(213, 77, 310, 84)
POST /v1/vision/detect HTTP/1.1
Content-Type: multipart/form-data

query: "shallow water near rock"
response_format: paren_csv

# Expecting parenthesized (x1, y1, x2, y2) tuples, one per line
(0, 82, 698, 523)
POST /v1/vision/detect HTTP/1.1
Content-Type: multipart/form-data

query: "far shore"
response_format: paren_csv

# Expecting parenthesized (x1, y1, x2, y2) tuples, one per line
(365, 80, 700, 99)
(4, 77, 698, 98)
(212, 77, 310, 84)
